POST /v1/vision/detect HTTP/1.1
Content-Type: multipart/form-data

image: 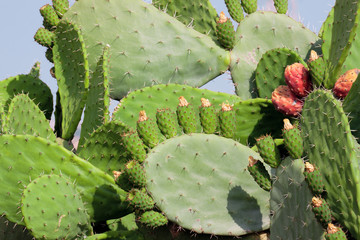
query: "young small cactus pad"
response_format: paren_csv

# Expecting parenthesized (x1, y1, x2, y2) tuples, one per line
(144, 133, 270, 236)
(230, 11, 320, 99)
(21, 174, 92, 239)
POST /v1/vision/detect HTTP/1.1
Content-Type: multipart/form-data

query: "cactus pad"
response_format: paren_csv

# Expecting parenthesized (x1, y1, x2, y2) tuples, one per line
(3, 94, 56, 141)
(64, 0, 230, 100)
(152, 0, 218, 41)
(144, 133, 270, 236)
(301, 89, 360, 238)
(53, 19, 89, 140)
(230, 11, 320, 99)
(21, 174, 92, 239)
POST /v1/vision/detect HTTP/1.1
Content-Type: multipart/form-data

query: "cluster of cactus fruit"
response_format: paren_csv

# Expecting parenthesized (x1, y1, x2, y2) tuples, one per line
(2, 0, 360, 239)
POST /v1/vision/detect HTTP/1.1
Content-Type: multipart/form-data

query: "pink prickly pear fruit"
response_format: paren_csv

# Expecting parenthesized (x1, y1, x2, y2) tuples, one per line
(272, 85, 303, 117)
(333, 68, 360, 99)
(284, 63, 312, 97)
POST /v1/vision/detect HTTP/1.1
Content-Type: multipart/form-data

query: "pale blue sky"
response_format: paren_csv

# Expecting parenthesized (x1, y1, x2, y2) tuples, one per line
(0, 0, 335, 112)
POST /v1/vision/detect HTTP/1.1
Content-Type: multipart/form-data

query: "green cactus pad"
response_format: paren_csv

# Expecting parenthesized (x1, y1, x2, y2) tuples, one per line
(0, 64, 53, 120)
(126, 189, 155, 211)
(107, 213, 138, 232)
(77, 121, 131, 175)
(255, 48, 307, 99)
(52, 0, 69, 17)
(225, 0, 244, 23)
(34, 27, 55, 48)
(270, 157, 325, 239)
(322, 1, 360, 88)
(301, 89, 360, 238)
(53, 19, 89, 140)
(86, 230, 144, 240)
(273, 0, 288, 14)
(230, 11, 320, 99)
(79, 45, 110, 146)
(21, 174, 92, 239)
(308, 57, 325, 87)
(0, 134, 129, 224)
(343, 74, 360, 141)
(144, 133, 270, 236)
(216, 15, 236, 50)
(63, 0, 229, 100)
(40, 4, 60, 28)
(240, 0, 257, 14)
(255, 135, 281, 168)
(152, 0, 218, 41)
(3, 94, 56, 141)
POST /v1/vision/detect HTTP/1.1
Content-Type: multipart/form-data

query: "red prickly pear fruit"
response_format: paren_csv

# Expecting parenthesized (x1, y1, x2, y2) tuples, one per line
(284, 63, 311, 97)
(333, 68, 360, 99)
(272, 85, 303, 117)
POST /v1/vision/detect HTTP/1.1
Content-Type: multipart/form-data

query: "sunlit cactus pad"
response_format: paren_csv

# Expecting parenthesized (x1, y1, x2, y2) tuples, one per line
(64, 0, 230, 100)
(230, 11, 320, 99)
(144, 133, 270, 236)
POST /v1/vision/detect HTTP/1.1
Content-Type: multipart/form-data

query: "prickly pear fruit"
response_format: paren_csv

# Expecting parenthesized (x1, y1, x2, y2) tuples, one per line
(247, 156, 271, 191)
(218, 102, 236, 138)
(308, 50, 325, 87)
(303, 162, 325, 195)
(282, 119, 303, 159)
(124, 160, 146, 188)
(138, 211, 168, 228)
(325, 224, 347, 240)
(121, 131, 147, 163)
(273, 0, 288, 14)
(34, 27, 55, 48)
(255, 135, 281, 168)
(52, 0, 69, 17)
(224, 0, 244, 23)
(311, 197, 332, 227)
(272, 85, 303, 117)
(333, 68, 360, 99)
(137, 110, 160, 148)
(40, 4, 60, 28)
(156, 108, 179, 139)
(241, 0, 257, 14)
(216, 12, 236, 50)
(284, 63, 311, 97)
(199, 98, 218, 134)
(126, 189, 155, 211)
(177, 96, 198, 134)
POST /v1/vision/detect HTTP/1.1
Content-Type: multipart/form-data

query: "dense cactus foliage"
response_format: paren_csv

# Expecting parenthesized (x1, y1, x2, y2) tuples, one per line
(1, 0, 360, 239)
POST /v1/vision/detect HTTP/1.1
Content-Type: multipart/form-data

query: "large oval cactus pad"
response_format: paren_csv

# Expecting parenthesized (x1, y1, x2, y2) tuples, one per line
(64, 0, 230, 100)
(0, 135, 129, 224)
(230, 11, 320, 99)
(144, 134, 270, 236)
